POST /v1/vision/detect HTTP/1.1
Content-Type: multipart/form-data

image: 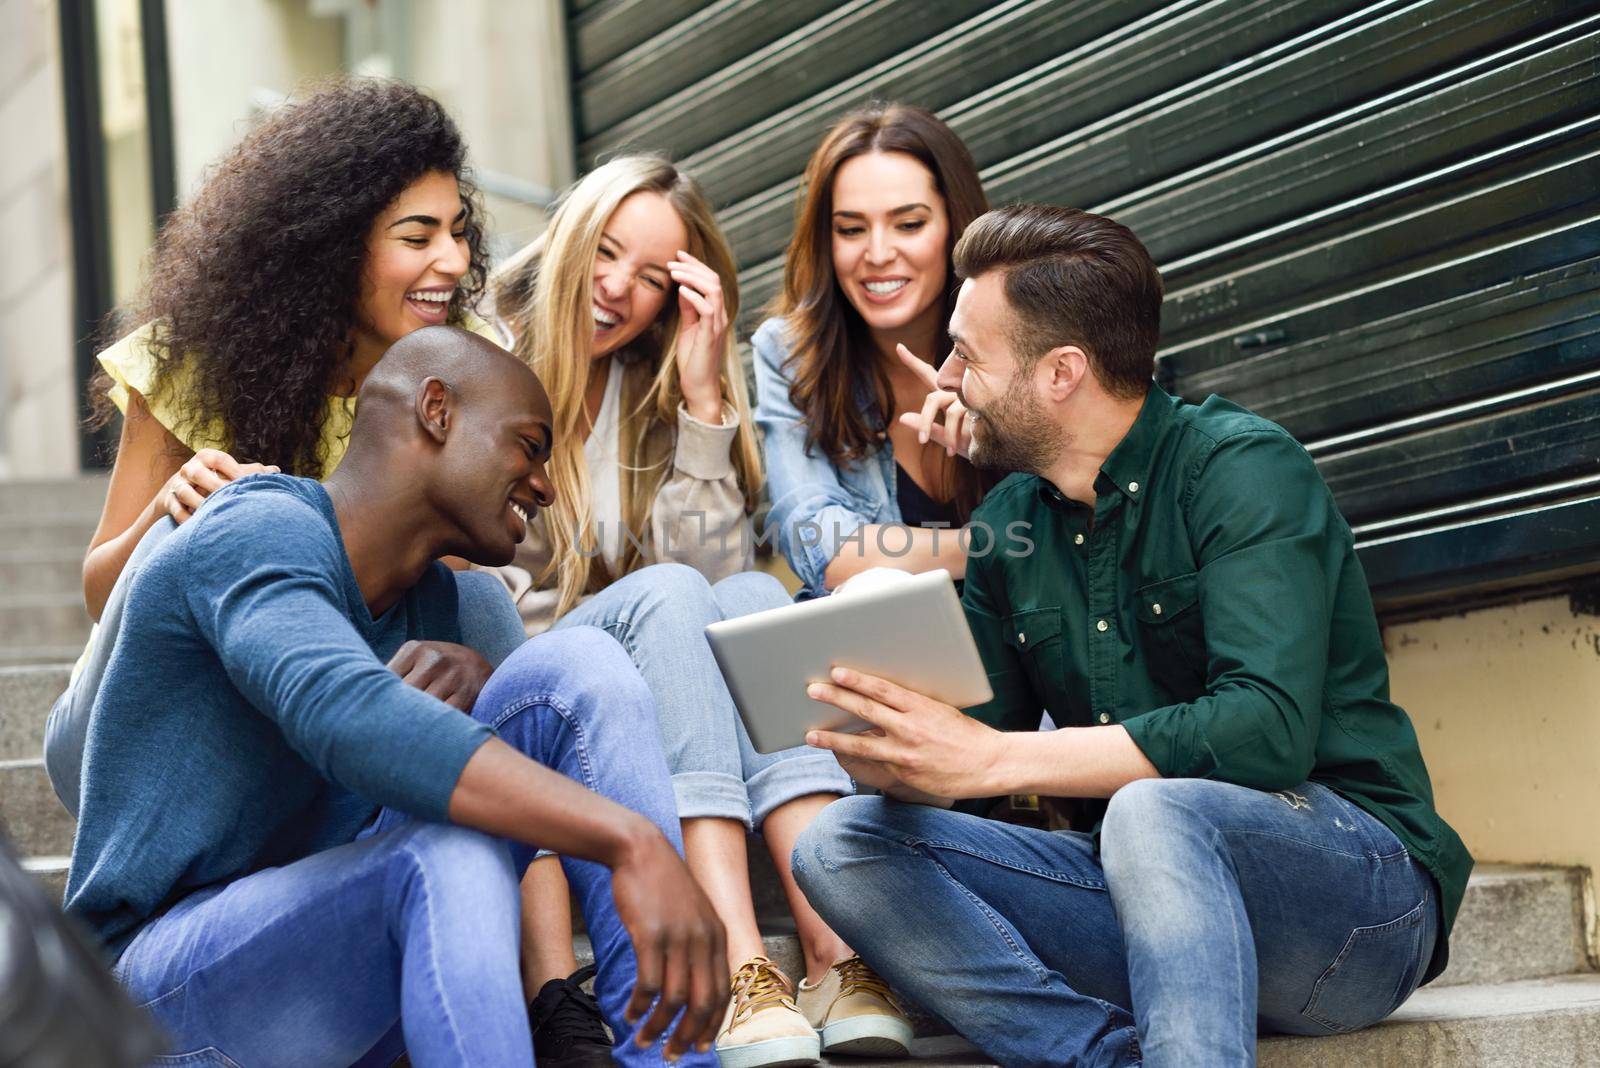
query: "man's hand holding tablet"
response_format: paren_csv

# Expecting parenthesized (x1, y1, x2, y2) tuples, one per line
(702, 569, 992, 761)
(803, 665, 1009, 806)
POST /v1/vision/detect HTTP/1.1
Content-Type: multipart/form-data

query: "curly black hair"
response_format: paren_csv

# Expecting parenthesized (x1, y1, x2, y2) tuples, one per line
(93, 76, 489, 477)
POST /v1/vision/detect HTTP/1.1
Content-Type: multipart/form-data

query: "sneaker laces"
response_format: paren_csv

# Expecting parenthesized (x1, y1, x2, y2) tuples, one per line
(729, 957, 795, 1024)
(835, 955, 904, 1013)
(531, 964, 610, 1049)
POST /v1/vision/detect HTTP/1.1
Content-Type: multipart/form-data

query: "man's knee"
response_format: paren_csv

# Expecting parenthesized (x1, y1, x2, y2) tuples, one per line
(391, 823, 518, 908)
(494, 625, 648, 710)
(1101, 778, 1224, 878)
(488, 627, 657, 755)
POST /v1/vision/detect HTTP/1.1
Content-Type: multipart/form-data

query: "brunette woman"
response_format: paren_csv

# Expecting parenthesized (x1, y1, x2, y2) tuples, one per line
(753, 105, 990, 597)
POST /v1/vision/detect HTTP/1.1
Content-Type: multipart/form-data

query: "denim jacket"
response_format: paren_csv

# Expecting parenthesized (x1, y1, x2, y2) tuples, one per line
(751, 317, 906, 598)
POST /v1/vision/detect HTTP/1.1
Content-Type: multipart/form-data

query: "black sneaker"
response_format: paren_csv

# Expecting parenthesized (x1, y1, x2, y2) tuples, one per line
(529, 964, 615, 1067)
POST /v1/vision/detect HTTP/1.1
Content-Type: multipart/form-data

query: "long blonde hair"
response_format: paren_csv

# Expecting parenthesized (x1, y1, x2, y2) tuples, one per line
(492, 155, 763, 619)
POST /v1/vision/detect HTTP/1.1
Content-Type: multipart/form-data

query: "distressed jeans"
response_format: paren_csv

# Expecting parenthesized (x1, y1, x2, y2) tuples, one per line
(554, 563, 853, 829)
(794, 779, 1438, 1068)
(112, 627, 717, 1068)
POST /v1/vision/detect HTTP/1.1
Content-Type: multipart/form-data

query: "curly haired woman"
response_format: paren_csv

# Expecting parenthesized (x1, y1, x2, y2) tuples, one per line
(48, 77, 525, 821)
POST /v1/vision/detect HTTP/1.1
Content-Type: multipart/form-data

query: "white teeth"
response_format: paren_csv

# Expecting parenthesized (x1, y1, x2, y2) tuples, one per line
(864, 279, 909, 295)
(509, 502, 529, 525)
(593, 304, 621, 327)
(407, 290, 452, 303)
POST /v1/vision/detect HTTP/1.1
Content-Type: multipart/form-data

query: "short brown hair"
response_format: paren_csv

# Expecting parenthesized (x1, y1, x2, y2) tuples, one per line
(952, 204, 1162, 399)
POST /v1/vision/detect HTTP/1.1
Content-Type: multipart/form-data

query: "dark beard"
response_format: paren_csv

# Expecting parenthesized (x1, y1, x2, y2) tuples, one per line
(968, 385, 1062, 475)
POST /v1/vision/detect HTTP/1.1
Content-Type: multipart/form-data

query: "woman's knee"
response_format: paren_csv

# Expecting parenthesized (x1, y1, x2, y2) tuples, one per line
(632, 562, 716, 609)
(710, 570, 792, 618)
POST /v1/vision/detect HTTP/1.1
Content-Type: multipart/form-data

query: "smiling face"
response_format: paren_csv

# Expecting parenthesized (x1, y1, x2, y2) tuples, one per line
(830, 150, 951, 340)
(590, 191, 689, 359)
(353, 171, 471, 356)
(443, 362, 558, 566)
(940, 272, 1063, 474)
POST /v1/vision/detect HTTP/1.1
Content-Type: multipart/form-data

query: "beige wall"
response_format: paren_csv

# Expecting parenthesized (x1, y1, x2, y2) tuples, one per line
(0, 0, 79, 478)
(1387, 595, 1600, 957)
(405, 0, 574, 254)
(165, 0, 343, 198)
(0, 0, 570, 480)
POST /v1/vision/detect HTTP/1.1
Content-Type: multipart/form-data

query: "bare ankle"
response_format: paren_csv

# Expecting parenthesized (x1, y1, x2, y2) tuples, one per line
(801, 943, 848, 986)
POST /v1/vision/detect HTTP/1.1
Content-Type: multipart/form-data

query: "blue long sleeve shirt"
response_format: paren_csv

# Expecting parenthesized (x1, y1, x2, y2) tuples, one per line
(65, 475, 494, 956)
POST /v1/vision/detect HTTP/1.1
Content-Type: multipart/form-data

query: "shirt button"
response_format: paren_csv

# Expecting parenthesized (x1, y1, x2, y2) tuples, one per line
(1074, 533, 1085, 546)
(1097, 712, 1111, 724)
(1128, 481, 1140, 493)
(1096, 619, 1109, 632)
(1017, 632, 1026, 645)
(1152, 603, 1163, 616)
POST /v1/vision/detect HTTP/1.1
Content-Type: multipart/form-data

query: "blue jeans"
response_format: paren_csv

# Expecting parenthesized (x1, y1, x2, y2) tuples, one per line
(554, 563, 852, 829)
(794, 779, 1438, 1068)
(112, 627, 717, 1068)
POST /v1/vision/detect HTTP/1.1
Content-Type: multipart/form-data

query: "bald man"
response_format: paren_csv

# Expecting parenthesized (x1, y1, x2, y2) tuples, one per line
(64, 327, 726, 1067)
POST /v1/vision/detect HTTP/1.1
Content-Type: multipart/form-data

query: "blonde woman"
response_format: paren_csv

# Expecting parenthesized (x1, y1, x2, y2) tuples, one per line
(483, 156, 911, 1068)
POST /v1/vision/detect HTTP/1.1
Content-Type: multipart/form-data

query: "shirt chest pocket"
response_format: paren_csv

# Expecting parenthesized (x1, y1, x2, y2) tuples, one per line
(1003, 607, 1064, 704)
(1134, 572, 1207, 700)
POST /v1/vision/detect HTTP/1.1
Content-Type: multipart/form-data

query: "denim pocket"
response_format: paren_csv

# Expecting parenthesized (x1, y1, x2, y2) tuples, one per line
(1301, 897, 1427, 1033)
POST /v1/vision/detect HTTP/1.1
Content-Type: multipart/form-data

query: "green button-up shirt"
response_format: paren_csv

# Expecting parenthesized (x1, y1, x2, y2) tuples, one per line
(961, 385, 1472, 981)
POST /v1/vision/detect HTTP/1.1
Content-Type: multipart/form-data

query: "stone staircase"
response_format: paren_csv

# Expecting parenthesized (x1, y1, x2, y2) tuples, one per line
(3, 477, 1598, 1066)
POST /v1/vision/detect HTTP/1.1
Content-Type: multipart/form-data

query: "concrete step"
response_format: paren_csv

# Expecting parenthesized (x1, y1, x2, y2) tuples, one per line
(0, 476, 108, 518)
(1439, 864, 1592, 987)
(0, 664, 69, 759)
(825, 1037, 991, 1065)
(0, 592, 92, 647)
(0, 758, 73, 856)
(22, 855, 67, 902)
(0, 645, 84, 668)
(1260, 972, 1600, 1067)
(0, 513, 100, 551)
(0, 547, 86, 595)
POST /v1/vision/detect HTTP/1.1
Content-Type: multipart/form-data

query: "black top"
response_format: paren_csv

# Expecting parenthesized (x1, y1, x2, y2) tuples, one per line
(896, 463, 961, 529)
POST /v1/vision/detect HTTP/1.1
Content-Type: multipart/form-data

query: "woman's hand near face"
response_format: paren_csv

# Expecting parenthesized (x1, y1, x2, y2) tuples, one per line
(667, 250, 728, 425)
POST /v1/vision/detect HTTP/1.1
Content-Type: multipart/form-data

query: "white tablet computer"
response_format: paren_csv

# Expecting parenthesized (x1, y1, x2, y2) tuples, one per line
(704, 569, 993, 753)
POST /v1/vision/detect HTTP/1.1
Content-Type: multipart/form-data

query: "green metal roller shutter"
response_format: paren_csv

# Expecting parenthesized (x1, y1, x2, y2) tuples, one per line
(566, 0, 1600, 619)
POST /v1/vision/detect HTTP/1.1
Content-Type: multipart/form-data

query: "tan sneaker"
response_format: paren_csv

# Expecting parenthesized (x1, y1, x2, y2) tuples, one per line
(796, 955, 913, 1058)
(715, 956, 821, 1068)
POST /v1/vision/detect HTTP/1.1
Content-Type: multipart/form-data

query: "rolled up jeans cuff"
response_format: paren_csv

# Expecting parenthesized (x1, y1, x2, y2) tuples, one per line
(673, 770, 753, 828)
(748, 750, 854, 829)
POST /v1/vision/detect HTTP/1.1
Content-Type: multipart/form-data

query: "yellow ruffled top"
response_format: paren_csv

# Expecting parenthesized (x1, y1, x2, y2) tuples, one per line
(98, 312, 505, 473)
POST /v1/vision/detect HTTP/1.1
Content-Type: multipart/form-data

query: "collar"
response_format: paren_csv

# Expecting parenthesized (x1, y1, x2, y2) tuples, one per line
(1096, 384, 1175, 504)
